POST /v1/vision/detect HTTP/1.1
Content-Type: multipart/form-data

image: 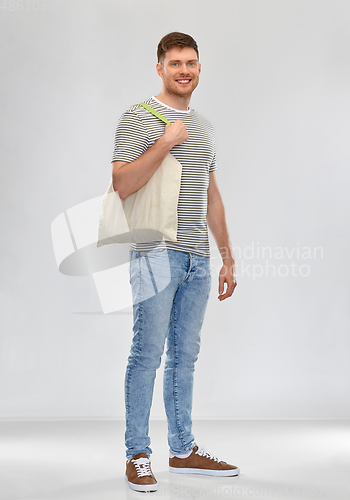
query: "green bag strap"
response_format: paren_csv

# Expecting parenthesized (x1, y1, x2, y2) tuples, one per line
(139, 102, 171, 125)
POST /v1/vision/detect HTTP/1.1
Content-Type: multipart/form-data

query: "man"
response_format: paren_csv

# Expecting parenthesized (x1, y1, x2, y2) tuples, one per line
(111, 32, 239, 493)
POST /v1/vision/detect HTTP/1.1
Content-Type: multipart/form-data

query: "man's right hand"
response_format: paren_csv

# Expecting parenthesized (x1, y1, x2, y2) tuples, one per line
(163, 120, 189, 147)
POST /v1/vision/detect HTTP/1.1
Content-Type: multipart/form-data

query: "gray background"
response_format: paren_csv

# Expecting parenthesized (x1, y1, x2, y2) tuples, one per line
(1, 0, 349, 419)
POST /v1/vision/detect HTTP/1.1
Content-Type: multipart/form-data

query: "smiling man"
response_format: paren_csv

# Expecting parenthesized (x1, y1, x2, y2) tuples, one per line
(111, 32, 239, 493)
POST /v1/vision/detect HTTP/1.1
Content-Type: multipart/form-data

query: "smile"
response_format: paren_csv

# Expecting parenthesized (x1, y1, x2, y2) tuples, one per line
(176, 79, 191, 84)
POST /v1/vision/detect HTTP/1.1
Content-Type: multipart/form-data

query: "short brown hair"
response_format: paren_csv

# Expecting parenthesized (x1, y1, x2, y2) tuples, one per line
(157, 32, 199, 63)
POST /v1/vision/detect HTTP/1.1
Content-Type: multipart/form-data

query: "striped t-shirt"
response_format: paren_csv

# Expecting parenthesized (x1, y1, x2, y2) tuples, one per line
(111, 96, 217, 258)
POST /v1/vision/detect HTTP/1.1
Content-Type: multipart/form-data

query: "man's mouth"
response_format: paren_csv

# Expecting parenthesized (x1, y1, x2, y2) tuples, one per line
(176, 79, 191, 84)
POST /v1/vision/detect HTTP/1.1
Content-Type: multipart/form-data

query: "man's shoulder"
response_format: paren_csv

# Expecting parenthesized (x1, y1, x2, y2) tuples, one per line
(123, 97, 154, 116)
(189, 107, 213, 126)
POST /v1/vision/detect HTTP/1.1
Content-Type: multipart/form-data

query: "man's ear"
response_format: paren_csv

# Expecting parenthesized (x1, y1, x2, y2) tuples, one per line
(156, 62, 164, 79)
(198, 62, 201, 75)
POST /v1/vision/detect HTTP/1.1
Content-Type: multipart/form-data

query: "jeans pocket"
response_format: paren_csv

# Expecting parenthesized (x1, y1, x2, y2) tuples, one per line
(139, 247, 168, 257)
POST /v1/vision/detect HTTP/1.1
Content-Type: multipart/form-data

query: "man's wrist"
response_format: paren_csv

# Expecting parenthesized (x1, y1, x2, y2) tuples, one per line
(223, 257, 235, 264)
(157, 134, 174, 152)
(219, 246, 234, 264)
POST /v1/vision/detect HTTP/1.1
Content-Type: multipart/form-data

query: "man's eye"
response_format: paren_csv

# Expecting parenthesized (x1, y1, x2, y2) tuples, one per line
(172, 63, 178, 66)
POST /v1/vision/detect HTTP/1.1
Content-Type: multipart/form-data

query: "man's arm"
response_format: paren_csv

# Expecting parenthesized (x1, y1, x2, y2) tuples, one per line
(206, 170, 237, 301)
(112, 120, 188, 199)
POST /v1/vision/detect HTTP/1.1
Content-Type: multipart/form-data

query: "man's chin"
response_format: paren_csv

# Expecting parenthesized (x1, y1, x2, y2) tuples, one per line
(171, 85, 197, 98)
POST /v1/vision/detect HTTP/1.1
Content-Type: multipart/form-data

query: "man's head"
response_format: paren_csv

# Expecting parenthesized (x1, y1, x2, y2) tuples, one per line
(156, 32, 201, 100)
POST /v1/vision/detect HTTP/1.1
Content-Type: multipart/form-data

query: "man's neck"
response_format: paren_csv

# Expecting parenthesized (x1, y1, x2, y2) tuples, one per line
(154, 91, 191, 111)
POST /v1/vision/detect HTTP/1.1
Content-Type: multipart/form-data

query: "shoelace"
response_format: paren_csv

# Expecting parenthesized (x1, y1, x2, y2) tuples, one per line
(131, 457, 153, 477)
(195, 446, 222, 463)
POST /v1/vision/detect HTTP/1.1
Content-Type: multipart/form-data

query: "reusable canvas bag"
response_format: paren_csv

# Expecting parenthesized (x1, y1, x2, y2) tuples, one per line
(97, 103, 182, 247)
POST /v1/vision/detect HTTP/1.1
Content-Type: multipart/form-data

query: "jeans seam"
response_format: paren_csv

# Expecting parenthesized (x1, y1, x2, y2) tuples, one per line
(125, 252, 143, 420)
(172, 298, 187, 451)
(177, 253, 191, 286)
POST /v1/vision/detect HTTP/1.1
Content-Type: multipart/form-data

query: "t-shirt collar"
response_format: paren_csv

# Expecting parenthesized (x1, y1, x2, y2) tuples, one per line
(151, 96, 191, 113)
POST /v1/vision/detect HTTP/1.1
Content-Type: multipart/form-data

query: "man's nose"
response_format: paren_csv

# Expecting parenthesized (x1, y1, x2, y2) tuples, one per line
(179, 64, 190, 74)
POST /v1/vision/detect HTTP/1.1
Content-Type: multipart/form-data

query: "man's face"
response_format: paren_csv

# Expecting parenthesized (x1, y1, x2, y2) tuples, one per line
(156, 47, 201, 98)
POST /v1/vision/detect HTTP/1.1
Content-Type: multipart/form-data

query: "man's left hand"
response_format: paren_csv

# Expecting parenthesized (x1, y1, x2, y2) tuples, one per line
(218, 259, 237, 301)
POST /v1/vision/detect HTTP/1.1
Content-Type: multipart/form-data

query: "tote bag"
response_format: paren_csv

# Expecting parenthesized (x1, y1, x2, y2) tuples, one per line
(97, 103, 182, 247)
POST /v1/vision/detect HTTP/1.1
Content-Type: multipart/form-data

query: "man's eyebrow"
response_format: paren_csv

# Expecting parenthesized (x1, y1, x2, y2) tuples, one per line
(168, 59, 198, 63)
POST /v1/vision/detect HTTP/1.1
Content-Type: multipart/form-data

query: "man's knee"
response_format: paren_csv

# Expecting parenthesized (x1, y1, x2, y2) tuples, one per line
(128, 346, 165, 371)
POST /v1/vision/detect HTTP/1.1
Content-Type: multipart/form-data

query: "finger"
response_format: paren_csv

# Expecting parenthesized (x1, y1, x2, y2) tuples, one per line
(218, 275, 225, 295)
(219, 289, 230, 300)
(218, 278, 228, 299)
(219, 279, 237, 300)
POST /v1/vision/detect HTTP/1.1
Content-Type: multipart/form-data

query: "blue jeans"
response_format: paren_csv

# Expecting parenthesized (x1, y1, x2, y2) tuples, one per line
(125, 248, 212, 459)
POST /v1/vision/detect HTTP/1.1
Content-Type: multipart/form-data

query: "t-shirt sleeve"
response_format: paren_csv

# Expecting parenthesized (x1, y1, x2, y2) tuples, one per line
(111, 110, 149, 163)
(209, 124, 217, 172)
(209, 152, 217, 172)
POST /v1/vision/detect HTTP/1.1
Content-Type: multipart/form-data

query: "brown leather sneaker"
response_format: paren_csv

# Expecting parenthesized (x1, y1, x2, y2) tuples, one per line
(125, 452, 158, 492)
(169, 445, 240, 476)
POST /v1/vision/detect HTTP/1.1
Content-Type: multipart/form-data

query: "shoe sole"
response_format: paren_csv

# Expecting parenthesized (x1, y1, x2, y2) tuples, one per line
(169, 466, 240, 477)
(125, 475, 158, 492)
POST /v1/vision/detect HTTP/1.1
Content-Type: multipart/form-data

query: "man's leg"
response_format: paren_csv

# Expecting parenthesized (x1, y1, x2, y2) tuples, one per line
(163, 252, 212, 455)
(125, 248, 181, 460)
